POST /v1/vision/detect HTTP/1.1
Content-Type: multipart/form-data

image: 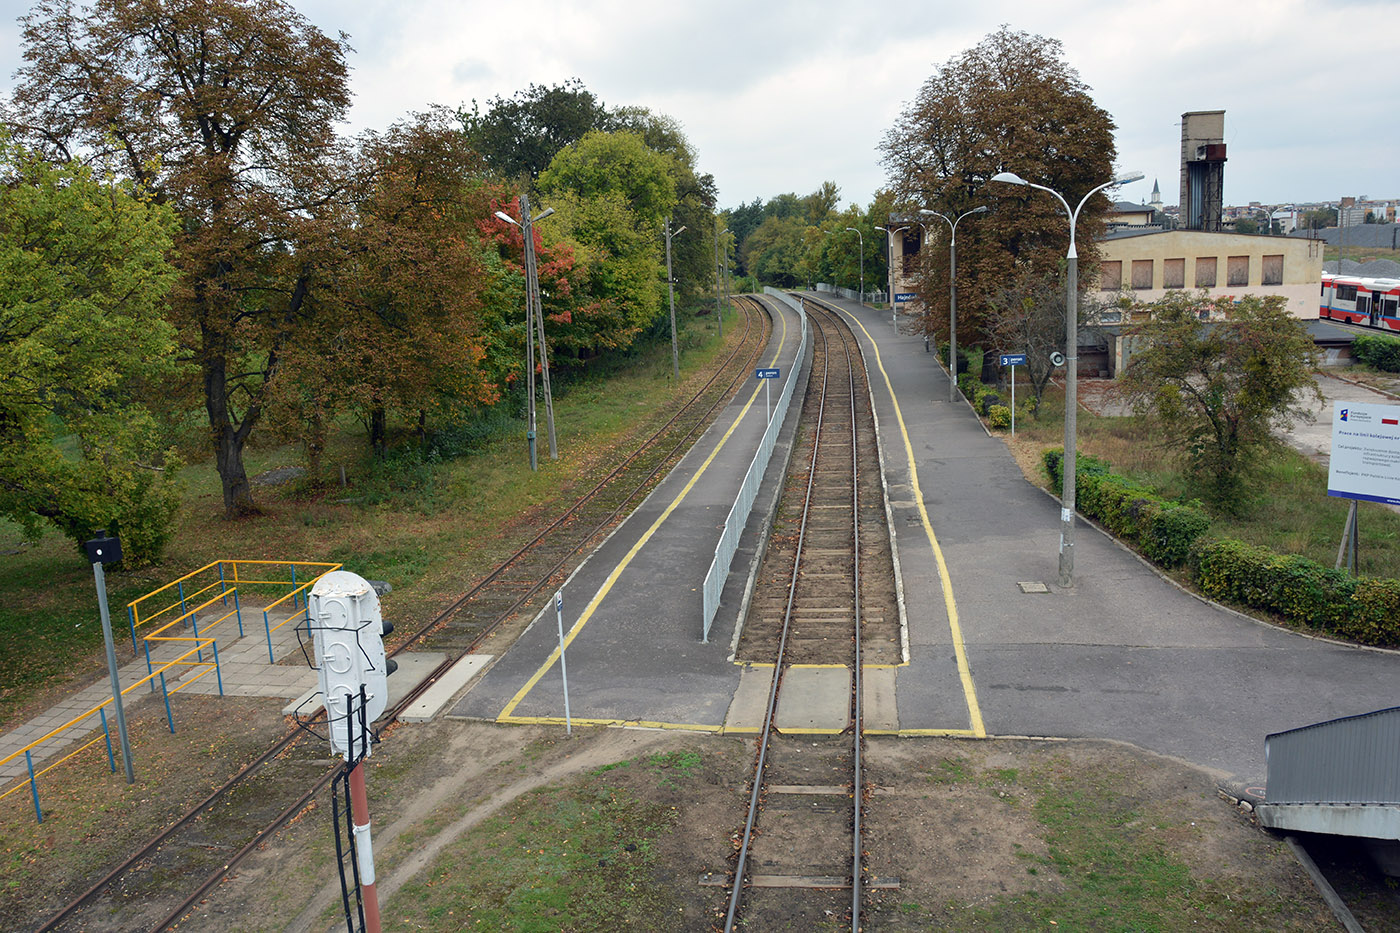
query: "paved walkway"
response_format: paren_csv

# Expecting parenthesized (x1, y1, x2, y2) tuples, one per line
(1, 606, 317, 783)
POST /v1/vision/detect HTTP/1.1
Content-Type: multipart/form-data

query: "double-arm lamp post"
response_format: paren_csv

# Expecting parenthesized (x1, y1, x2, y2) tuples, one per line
(665, 218, 686, 379)
(879, 225, 909, 324)
(495, 195, 557, 471)
(843, 226, 864, 304)
(919, 206, 988, 402)
(989, 169, 1143, 587)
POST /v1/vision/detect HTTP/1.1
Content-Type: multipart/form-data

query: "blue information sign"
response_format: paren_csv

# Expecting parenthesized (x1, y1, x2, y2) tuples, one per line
(894, 292, 918, 303)
(755, 368, 781, 379)
(999, 353, 1028, 367)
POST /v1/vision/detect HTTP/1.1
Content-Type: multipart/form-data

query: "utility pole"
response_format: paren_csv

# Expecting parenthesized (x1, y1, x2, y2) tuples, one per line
(665, 217, 686, 380)
(494, 196, 557, 468)
(714, 222, 730, 338)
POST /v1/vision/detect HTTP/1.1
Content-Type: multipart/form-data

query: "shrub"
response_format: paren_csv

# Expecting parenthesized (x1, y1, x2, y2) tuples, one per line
(957, 372, 979, 400)
(1352, 333, 1400, 373)
(1345, 578, 1400, 645)
(988, 405, 1012, 430)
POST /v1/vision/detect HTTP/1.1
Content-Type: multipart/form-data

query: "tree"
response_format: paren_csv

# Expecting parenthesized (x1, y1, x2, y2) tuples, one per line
(1302, 208, 1337, 231)
(882, 27, 1118, 346)
(461, 79, 607, 182)
(982, 267, 1086, 414)
(0, 136, 183, 564)
(12, 0, 352, 517)
(1117, 291, 1321, 511)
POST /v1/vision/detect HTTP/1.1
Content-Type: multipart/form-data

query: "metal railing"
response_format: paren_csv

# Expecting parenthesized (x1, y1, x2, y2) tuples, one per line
(701, 292, 809, 641)
(1264, 706, 1400, 805)
(814, 283, 884, 305)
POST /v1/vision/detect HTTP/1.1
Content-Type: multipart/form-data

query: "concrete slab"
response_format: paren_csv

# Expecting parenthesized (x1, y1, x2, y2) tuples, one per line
(775, 666, 850, 733)
(281, 651, 445, 718)
(399, 654, 493, 723)
(863, 667, 899, 731)
(724, 664, 776, 732)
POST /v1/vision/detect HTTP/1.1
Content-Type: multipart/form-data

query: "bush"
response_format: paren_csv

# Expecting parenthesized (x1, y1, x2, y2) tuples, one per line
(1192, 537, 1369, 634)
(1345, 578, 1400, 645)
(1352, 333, 1400, 373)
(957, 372, 979, 400)
(987, 405, 1012, 430)
(1042, 448, 1209, 569)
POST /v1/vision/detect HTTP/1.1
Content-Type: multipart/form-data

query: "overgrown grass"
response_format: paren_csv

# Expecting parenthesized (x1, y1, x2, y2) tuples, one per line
(1009, 390, 1400, 580)
(0, 302, 738, 724)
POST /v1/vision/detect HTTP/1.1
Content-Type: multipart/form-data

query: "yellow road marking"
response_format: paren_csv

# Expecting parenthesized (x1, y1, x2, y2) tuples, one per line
(836, 306, 986, 738)
(497, 302, 791, 722)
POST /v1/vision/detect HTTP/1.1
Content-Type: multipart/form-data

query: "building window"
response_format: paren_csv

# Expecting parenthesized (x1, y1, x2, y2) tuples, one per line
(1227, 255, 1249, 287)
(1262, 254, 1284, 286)
(1131, 259, 1153, 290)
(1164, 258, 1185, 289)
(1195, 256, 1217, 288)
(1100, 260, 1122, 291)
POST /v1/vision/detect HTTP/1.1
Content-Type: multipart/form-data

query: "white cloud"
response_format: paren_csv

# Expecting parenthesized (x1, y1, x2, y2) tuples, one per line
(0, 0, 1394, 208)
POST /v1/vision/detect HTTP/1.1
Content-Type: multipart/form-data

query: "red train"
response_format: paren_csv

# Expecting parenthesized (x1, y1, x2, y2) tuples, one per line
(1320, 272, 1400, 330)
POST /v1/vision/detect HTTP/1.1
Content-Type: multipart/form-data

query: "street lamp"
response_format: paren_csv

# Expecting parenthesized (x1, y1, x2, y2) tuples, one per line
(990, 168, 1143, 587)
(665, 217, 686, 380)
(714, 222, 730, 337)
(880, 226, 909, 324)
(843, 226, 864, 304)
(920, 206, 988, 402)
(495, 195, 557, 470)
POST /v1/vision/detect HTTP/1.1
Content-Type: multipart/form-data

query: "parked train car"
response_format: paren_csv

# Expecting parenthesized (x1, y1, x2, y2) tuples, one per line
(1320, 272, 1400, 330)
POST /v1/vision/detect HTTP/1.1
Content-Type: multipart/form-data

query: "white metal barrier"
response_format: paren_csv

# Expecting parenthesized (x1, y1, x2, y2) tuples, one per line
(700, 291, 809, 641)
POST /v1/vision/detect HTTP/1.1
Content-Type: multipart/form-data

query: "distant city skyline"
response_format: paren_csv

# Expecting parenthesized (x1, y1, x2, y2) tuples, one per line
(0, 0, 1393, 212)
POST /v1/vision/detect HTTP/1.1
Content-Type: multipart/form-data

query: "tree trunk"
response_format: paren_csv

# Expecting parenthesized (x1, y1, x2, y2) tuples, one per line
(203, 351, 259, 516)
(370, 407, 386, 458)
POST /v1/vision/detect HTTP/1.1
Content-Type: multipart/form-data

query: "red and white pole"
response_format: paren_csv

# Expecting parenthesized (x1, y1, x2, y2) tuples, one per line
(348, 760, 381, 933)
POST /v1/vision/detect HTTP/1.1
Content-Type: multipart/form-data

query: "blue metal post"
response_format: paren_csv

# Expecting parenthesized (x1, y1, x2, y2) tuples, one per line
(218, 561, 229, 607)
(191, 612, 204, 663)
(159, 672, 175, 733)
(25, 751, 41, 823)
(212, 641, 224, 696)
(233, 589, 244, 637)
(290, 564, 299, 609)
(127, 605, 139, 654)
(177, 580, 188, 622)
(143, 638, 156, 692)
(100, 707, 116, 772)
(263, 609, 275, 664)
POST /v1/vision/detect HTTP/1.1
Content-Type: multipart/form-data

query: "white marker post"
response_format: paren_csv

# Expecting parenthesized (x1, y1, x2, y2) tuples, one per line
(756, 367, 781, 423)
(1000, 353, 1028, 437)
(555, 590, 572, 734)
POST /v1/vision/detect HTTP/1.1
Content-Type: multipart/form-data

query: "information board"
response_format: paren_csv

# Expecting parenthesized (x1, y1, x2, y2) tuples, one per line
(1327, 401, 1400, 506)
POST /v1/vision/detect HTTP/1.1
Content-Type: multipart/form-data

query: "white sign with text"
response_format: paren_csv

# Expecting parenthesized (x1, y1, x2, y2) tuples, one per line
(1327, 401, 1400, 505)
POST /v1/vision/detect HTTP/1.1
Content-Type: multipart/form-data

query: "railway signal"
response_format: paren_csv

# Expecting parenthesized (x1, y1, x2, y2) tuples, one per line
(308, 570, 397, 933)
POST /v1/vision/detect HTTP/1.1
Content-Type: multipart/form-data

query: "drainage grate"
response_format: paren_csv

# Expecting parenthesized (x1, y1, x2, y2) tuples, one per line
(1017, 581, 1050, 594)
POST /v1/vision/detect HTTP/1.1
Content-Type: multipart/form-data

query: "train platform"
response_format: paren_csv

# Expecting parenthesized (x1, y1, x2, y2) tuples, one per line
(800, 292, 1400, 783)
(451, 295, 816, 730)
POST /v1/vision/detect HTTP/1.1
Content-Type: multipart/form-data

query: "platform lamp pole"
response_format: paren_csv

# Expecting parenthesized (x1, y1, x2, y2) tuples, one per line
(883, 226, 908, 325)
(495, 197, 556, 468)
(665, 218, 686, 380)
(86, 531, 134, 784)
(920, 207, 988, 403)
(990, 169, 1143, 587)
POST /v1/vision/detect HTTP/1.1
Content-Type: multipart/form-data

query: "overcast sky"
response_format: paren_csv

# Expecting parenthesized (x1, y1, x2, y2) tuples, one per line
(0, 0, 1393, 212)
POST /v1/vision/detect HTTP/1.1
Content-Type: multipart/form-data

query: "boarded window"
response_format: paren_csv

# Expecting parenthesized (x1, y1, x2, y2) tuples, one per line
(1131, 259, 1154, 290)
(1262, 254, 1284, 286)
(1100, 260, 1122, 291)
(1164, 258, 1185, 289)
(1227, 255, 1249, 286)
(1195, 256, 1217, 288)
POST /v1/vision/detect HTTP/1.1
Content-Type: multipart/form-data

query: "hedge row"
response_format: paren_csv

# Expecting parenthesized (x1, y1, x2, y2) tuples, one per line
(1041, 448, 1400, 646)
(1352, 333, 1400, 373)
(1193, 539, 1400, 646)
(1042, 448, 1209, 567)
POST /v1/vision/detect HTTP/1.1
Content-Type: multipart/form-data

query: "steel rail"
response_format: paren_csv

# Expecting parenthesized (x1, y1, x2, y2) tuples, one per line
(38, 300, 770, 933)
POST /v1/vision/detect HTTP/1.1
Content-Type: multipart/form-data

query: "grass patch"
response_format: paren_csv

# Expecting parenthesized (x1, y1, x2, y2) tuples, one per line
(388, 765, 688, 930)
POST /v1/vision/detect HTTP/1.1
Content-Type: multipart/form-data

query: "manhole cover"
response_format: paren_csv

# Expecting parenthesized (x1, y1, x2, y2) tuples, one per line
(1017, 581, 1050, 594)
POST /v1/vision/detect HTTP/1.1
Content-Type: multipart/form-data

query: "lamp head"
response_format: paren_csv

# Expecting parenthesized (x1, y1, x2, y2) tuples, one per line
(970, 205, 989, 214)
(1113, 170, 1145, 186)
(989, 171, 1028, 186)
(493, 211, 519, 226)
(533, 206, 555, 222)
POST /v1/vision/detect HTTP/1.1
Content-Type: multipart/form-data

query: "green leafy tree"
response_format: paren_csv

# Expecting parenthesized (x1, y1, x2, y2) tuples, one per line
(461, 79, 607, 182)
(882, 26, 1118, 345)
(1302, 208, 1337, 230)
(0, 137, 183, 564)
(13, 0, 352, 517)
(1118, 291, 1321, 512)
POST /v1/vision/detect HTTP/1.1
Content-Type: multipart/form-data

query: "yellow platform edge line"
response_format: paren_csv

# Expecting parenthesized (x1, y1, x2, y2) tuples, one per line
(496, 310, 792, 722)
(836, 305, 986, 738)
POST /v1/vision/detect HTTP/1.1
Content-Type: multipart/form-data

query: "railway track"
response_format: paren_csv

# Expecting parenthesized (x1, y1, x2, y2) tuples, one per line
(33, 298, 774, 933)
(723, 299, 897, 932)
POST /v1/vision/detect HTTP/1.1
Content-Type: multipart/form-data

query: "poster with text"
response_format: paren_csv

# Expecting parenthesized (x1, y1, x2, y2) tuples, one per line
(1327, 401, 1400, 505)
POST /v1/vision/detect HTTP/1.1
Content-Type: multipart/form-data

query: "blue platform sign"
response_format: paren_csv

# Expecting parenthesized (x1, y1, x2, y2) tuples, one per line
(895, 292, 918, 303)
(755, 368, 781, 379)
(999, 353, 1028, 367)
